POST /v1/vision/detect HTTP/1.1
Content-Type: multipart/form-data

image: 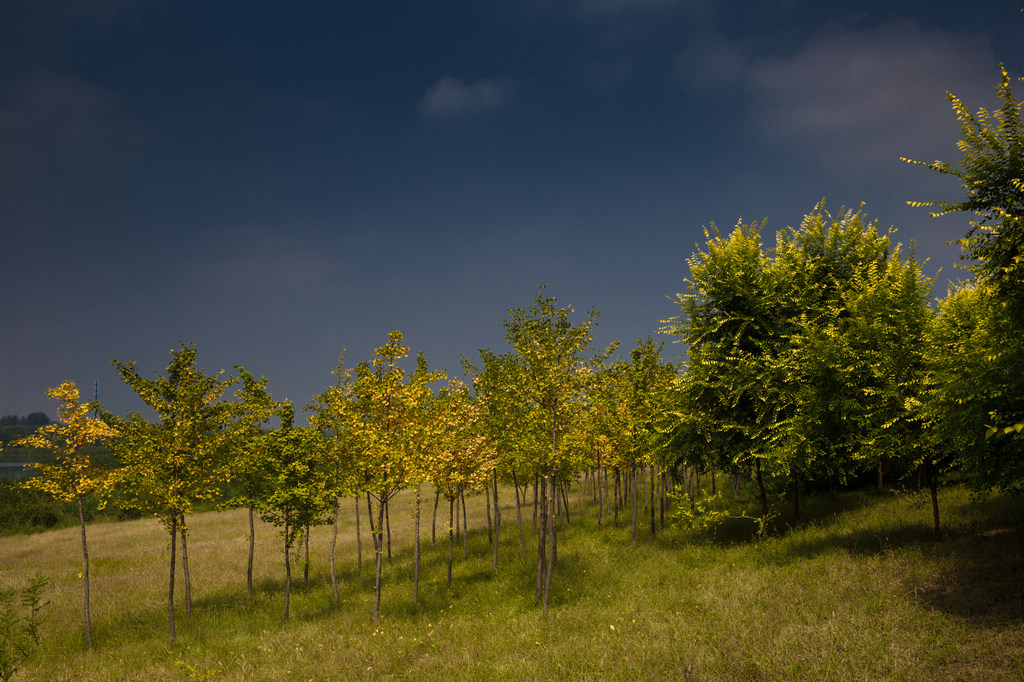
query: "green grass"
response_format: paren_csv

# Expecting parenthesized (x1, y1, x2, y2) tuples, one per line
(1, 482, 1022, 680)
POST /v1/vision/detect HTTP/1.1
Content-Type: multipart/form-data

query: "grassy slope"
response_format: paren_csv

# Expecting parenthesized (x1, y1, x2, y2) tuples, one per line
(1, 483, 1021, 681)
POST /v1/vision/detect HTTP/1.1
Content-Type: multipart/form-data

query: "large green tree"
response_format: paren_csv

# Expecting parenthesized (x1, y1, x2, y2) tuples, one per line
(904, 65, 1024, 493)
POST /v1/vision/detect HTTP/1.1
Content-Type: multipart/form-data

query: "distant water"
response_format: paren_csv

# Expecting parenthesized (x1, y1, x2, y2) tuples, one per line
(0, 462, 32, 480)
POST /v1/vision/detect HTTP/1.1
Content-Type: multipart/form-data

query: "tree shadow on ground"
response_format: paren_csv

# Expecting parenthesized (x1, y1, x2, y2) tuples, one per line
(768, 491, 1024, 627)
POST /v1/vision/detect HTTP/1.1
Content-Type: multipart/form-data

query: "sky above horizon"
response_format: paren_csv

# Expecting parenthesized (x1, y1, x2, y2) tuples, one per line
(2, 1, 1023, 419)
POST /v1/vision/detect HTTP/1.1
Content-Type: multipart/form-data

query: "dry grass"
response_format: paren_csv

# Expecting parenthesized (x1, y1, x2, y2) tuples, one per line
(1, 483, 1022, 680)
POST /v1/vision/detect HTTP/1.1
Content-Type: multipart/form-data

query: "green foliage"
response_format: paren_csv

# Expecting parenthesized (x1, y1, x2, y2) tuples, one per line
(0, 575, 48, 682)
(903, 65, 1024, 314)
(104, 343, 238, 528)
(905, 66, 1024, 493)
(665, 204, 934, 520)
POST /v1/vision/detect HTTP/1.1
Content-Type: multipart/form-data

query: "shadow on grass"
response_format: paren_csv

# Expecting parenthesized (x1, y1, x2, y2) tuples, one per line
(918, 494, 1024, 627)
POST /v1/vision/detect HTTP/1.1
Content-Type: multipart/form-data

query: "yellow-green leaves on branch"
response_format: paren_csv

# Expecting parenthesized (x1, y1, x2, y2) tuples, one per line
(103, 343, 238, 643)
(11, 380, 116, 650)
(503, 286, 614, 612)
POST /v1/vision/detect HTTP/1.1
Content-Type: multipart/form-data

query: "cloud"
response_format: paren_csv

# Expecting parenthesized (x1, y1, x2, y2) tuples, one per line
(417, 76, 516, 122)
(744, 22, 999, 168)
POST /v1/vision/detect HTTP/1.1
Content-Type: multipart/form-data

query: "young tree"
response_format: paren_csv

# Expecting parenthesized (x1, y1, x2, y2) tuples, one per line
(256, 404, 334, 621)
(423, 379, 496, 587)
(0, 575, 48, 681)
(227, 368, 287, 598)
(504, 286, 612, 612)
(103, 343, 237, 643)
(345, 332, 442, 619)
(10, 382, 114, 650)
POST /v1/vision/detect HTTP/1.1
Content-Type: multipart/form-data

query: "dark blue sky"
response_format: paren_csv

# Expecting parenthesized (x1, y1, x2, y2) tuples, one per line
(2, 0, 1022, 418)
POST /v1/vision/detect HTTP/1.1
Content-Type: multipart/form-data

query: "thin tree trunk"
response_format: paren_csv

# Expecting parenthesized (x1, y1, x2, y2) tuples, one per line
(461, 490, 468, 560)
(650, 466, 656, 537)
(455, 494, 461, 542)
(631, 467, 638, 546)
(374, 497, 385, 621)
(331, 498, 340, 606)
(614, 469, 620, 527)
(543, 475, 556, 614)
(284, 519, 292, 621)
(878, 459, 885, 491)
(366, 492, 378, 553)
(927, 457, 942, 541)
(432, 489, 440, 547)
(414, 484, 421, 603)
(755, 459, 769, 520)
(180, 514, 191, 618)
(447, 497, 455, 588)
(492, 470, 500, 574)
(485, 481, 493, 545)
(533, 473, 539, 531)
(78, 495, 93, 650)
(168, 514, 177, 644)
(247, 505, 256, 598)
(355, 494, 362, 573)
(385, 499, 392, 560)
(597, 462, 604, 530)
(513, 470, 526, 553)
(659, 469, 667, 529)
(535, 475, 547, 601)
(303, 523, 310, 587)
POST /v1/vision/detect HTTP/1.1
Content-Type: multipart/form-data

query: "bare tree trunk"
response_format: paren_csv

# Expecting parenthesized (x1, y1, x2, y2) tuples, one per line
(374, 498, 385, 621)
(248, 505, 256, 598)
(330, 498, 339, 606)
(355, 494, 362, 573)
(78, 495, 93, 650)
(492, 470, 500, 574)
(926, 457, 942, 541)
(169, 514, 177, 644)
(461, 490, 468, 560)
(366, 492, 378, 554)
(631, 467, 638, 546)
(385, 500, 392, 560)
(650, 466, 656, 537)
(660, 469, 667, 529)
(432, 489, 440, 547)
(614, 469, 620, 527)
(414, 485, 421, 603)
(284, 519, 292, 622)
(447, 497, 455, 588)
(543, 474, 556, 614)
(303, 523, 310, 587)
(485, 481, 493, 545)
(513, 471, 526, 553)
(180, 514, 192, 618)
(535, 476, 547, 601)
(597, 462, 604, 530)
(533, 473, 539, 531)
(755, 459, 769, 520)
(878, 459, 885, 491)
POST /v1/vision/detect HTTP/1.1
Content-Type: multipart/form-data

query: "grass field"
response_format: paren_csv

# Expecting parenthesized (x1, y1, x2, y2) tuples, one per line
(1, 481, 1022, 681)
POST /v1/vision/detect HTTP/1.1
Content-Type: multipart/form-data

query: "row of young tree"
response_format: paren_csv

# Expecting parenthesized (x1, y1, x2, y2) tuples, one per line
(3, 66, 1021, 652)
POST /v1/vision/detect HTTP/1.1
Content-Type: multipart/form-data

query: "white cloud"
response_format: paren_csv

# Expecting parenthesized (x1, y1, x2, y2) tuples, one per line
(417, 76, 516, 122)
(744, 22, 999, 168)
